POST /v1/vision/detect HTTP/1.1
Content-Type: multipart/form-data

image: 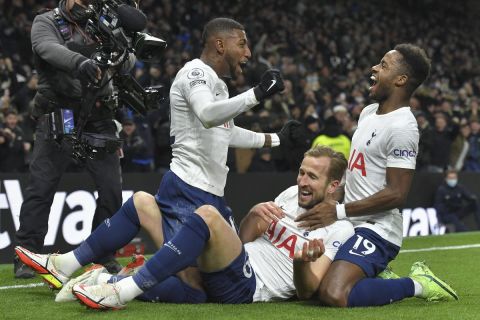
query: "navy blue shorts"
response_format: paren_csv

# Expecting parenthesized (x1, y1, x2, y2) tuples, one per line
(201, 247, 256, 304)
(155, 170, 236, 242)
(334, 227, 400, 277)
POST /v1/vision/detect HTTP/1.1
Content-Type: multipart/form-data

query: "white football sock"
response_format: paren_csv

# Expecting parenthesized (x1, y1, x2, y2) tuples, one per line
(116, 276, 144, 303)
(412, 279, 423, 296)
(54, 251, 82, 277)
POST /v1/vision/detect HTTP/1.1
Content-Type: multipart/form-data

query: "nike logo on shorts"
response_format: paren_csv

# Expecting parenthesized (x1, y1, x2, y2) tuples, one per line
(348, 250, 365, 257)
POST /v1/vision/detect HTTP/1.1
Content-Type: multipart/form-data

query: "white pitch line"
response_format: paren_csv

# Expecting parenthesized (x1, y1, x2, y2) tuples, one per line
(0, 283, 44, 290)
(401, 243, 480, 253)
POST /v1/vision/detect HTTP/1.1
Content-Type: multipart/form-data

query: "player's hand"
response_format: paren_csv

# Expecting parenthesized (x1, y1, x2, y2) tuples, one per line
(253, 69, 285, 101)
(277, 120, 307, 147)
(294, 239, 325, 262)
(77, 59, 101, 83)
(295, 199, 337, 230)
(249, 201, 285, 225)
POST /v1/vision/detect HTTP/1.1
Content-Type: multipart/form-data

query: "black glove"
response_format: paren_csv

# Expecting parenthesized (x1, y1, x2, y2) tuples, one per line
(277, 120, 308, 147)
(253, 69, 285, 101)
(77, 59, 99, 83)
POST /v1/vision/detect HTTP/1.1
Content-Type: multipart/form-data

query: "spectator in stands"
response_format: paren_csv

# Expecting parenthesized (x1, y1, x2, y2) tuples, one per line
(464, 119, 480, 172)
(2, 0, 480, 172)
(312, 116, 351, 160)
(415, 111, 434, 171)
(247, 148, 276, 172)
(120, 117, 154, 173)
(0, 53, 18, 113)
(434, 168, 480, 232)
(0, 109, 29, 172)
(427, 112, 458, 172)
(450, 122, 471, 171)
(304, 115, 321, 145)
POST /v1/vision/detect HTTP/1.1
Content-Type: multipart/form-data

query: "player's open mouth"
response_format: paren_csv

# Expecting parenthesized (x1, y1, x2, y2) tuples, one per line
(239, 61, 247, 72)
(369, 75, 378, 91)
(299, 190, 312, 201)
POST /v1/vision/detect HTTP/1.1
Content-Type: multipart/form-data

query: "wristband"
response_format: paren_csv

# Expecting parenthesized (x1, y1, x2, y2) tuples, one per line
(270, 133, 280, 147)
(336, 203, 347, 220)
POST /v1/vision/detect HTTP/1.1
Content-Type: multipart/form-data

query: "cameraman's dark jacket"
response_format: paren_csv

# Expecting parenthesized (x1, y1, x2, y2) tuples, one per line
(31, 0, 135, 127)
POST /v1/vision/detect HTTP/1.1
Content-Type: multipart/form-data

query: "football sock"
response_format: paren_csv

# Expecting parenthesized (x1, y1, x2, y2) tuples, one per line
(412, 279, 424, 296)
(73, 196, 140, 265)
(136, 276, 207, 303)
(54, 251, 82, 277)
(347, 278, 415, 307)
(116, 276, 143, 303)
(132, 213, 210, 291)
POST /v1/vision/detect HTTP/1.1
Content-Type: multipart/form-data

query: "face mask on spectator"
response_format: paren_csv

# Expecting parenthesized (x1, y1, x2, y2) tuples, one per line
(446, 178, 457, 188)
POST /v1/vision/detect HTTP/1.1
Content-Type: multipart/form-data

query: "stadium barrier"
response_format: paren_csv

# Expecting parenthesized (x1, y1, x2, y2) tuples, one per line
(0, 172, 478, 263)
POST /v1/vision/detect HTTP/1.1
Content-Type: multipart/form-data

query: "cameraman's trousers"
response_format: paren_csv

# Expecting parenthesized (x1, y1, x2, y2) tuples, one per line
(15, 120, 122, 258)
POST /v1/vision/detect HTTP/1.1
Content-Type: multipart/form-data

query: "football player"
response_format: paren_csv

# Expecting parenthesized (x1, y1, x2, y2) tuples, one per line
(295, 44, 458, 307)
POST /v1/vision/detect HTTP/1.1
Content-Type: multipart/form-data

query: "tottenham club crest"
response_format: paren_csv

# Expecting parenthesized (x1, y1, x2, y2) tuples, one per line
(187, 68, 205, 79)
(366, 129, 377, 146)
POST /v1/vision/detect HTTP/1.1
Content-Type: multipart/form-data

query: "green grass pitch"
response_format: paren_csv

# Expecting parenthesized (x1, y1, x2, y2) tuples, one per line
(1, 232, 479, 320)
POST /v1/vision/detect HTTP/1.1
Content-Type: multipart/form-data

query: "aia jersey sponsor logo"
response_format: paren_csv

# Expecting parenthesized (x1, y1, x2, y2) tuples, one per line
(348, 149, 366, 176)
(265, 220, 303, 259)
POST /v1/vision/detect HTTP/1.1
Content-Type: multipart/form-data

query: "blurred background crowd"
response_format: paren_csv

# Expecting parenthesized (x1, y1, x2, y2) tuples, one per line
(1, 0, 480, 174)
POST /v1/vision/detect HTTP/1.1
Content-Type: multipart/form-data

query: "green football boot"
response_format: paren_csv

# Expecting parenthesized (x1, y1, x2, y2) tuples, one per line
(377, 265, 400, 280)
(409, 261, 458, 302)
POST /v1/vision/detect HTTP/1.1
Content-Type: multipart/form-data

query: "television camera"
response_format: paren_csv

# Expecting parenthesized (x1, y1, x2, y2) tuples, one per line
(50, 0, 167, 162)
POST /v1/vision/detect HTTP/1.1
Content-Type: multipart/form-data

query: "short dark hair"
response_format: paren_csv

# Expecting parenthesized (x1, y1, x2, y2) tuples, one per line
(201, 18, 245, 44)
(4, 108, 18, 117)
(394, 43, 431, 93)
(304, 145, 347, 183)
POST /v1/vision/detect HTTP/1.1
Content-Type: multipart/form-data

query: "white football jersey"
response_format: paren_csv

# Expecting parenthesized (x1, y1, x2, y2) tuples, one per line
(345, 103, 419, 246)
(245, 186, 354, 302)
(169, 59, 255, 196)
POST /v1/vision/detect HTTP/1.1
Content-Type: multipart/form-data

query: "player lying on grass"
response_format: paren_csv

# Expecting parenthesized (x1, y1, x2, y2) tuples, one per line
(16, 146, 355, 308)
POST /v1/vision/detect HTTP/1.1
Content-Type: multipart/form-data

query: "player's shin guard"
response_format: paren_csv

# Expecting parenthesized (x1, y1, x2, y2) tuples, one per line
(73, 196, 141, 265)
(347, 278, 415, 307)
(132, 213, 210, 291)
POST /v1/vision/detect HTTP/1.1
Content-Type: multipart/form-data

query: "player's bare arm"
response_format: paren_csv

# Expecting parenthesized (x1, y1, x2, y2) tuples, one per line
(238, 202, 284, 243)
(296, 167, 414, 229)
(293, 239, 332, 300)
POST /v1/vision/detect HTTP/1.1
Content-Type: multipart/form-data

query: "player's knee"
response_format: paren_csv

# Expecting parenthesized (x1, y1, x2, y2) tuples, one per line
(195, 205, 222, 226)
(318, 278, 349, 307)
(133, 192, 159, 219)
(133, 191, 155, 209)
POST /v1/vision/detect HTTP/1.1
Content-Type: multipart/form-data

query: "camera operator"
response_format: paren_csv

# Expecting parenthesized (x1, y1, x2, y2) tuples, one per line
(14, 0, 136, 278)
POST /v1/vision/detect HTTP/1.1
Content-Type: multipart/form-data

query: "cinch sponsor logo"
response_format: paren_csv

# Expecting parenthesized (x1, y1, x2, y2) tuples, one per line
(393, 149, 417, 157)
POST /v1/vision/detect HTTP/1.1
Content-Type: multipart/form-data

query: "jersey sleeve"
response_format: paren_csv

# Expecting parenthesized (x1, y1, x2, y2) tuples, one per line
(323, 220, 355, 260)
(182, 66, 215, 100)
(386, 118, 419, 169)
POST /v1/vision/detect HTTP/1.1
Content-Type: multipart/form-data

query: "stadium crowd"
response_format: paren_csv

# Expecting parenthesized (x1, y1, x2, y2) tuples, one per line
(1, 0, 479, 173)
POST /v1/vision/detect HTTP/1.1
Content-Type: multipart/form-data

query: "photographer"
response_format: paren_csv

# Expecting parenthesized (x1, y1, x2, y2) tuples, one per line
(14, 0, 136, 278)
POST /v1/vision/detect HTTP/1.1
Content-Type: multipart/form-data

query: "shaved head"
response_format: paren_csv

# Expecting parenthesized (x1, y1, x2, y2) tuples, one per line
(202, 18, 245, 44)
